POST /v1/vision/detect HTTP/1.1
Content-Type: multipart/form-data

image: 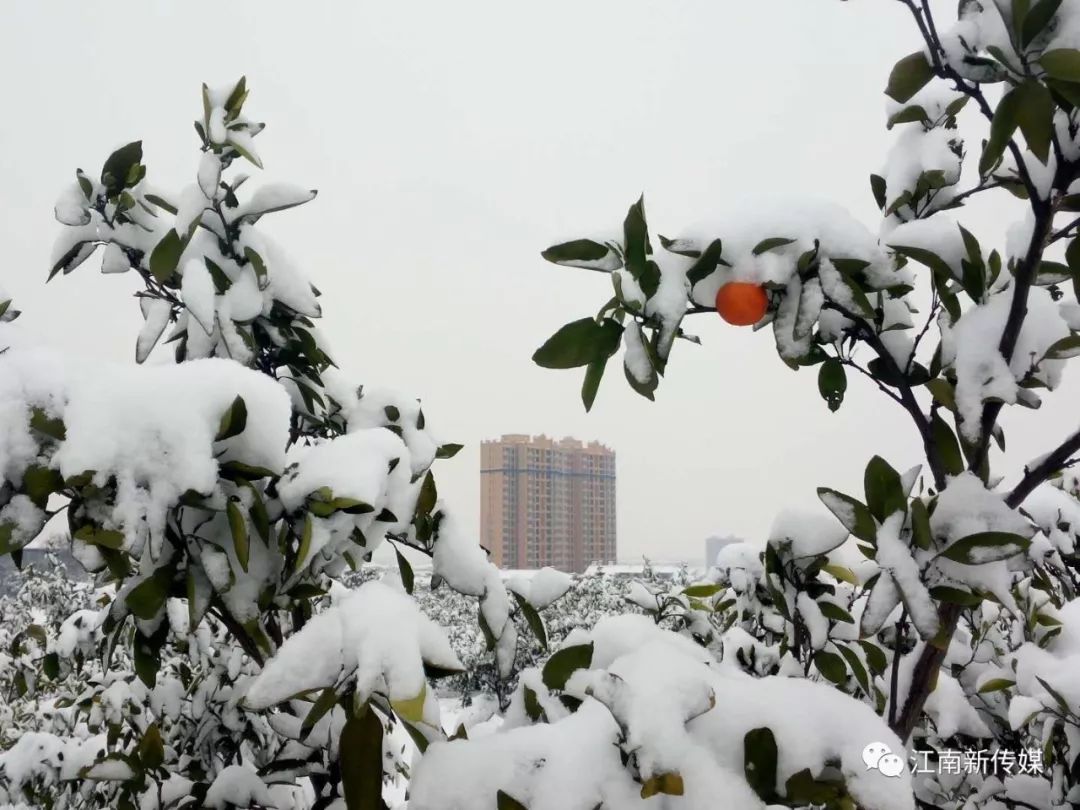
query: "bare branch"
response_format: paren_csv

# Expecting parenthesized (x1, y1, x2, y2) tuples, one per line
(1006, 428, 1080, 509)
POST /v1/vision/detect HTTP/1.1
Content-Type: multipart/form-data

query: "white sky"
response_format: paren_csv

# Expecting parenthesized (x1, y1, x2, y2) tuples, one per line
(3, 0, 1078, 565)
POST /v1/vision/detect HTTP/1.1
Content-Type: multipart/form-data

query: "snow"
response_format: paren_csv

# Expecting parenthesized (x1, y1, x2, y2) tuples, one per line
(277, 428, 409, 515)
(0, 496, 44, 550)
(100, 243, 130, 274)
(506, 567, 572, 610)
(204, 765, 276, 809)
(943, 286, 1070, 441)
(411, 616, 914, 810)
(933, 473, 1035, 545)
(880, 126, 962, 213)
(245, 580, 461, 711)
(232, 183, 317, 223)
(884, 216, 966, 281)
(768, 508, 848, 559)
(621, 322, 652, 384)
(181, 259, 216, 335)
(874, 512, 938, 639)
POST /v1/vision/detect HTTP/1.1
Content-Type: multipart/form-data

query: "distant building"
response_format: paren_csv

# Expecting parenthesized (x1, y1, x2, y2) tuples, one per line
(705, 535, 741, 568)
(480, 434, 616, 573)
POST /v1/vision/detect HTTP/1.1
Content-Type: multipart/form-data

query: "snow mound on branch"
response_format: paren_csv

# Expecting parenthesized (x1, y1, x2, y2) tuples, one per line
(942, 287, 1069, 441)
(769, 509, 848, 559)
(0, 328, 290, 546)
(244, 580, 461, 710)
(277, 428, 408, 512)
(411, 617, 913, 810)
(204, 765, 276, 810)
(673, 197, 899, 307)
(506, 567, 573, 610)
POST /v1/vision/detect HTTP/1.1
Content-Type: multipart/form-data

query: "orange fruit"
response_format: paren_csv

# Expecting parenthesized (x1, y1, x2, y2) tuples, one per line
(715, 281, 768, 326)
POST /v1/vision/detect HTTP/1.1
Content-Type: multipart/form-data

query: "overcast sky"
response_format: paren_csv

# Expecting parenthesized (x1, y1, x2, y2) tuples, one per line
(3, 0, 1078, 565)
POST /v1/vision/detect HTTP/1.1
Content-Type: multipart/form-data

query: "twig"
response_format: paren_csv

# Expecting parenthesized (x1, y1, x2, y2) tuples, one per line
(887, 608, 908, 728)
(1006, 429, 1080, 508)
(822, 299, 946, 490)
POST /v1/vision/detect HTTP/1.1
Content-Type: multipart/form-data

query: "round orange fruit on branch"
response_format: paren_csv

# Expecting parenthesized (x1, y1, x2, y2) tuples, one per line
(715, 281, 768, 326)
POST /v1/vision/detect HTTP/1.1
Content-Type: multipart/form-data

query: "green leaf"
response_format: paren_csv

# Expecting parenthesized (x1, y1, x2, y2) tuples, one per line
(1023, 0, 1062, 46)
(1014, 80, 1055, 163)
(224, 76, 248, 117)
(133, 626, 166, 688)
(532, 317, 623, 369)
(581, 356, 608, 412)
(392, 684, 426, 723)
(743, 727, 778, 802)
(73, 525, 126, 550)
(394, 545, 415, 594)
(912, 499, 933, 551)
(926, 378, 957, 413)
(930, 585, 983, 606)
(21, 465, 64, 509)
(216, 395, 248, 441)
(837, 644, 871, 693)
(1044, 334, 1080, 360)
(125, 567, 172, 621)
(622, 194, 651, 283)
(226, 500, 250, 571)
(340, 707, 384, 810)
(658, 234, 702, 257)
(541, 642, 593, 691)
(1041, 48, 1080, 81)
(435, 443, 464, 459)
(1036, 676, 1071, 713)
(682, 583, 723, 598)
(870, 174, 888, 210)
(817, 601, 855, 624)
(889, 244, 955, 279)
(940, 531, 1032, 564)
(497, 791, 530, 810)
(858, 640, 888, 674)
(785, 768, 843, 805)
(541, 239, 618, 270)
(931, 412, 965, 476)
(752, 237, 796, 256)
(640, 773, 685, 799)
(887, 104, 930, 129)
(243, 247, 270, 291)
(100, 141, 143, 194)
(817, 357, 847, 413)
(885, 51, 933, 103)
(980, 85, 1022, 175)
(512, 592, 548, 649)
(685, 239, 727, 287)
(138, 723, 165, 771)
(822, 564, 858, 585)
(816, 488, 877, 544)
(417, 471, 437, 517)
(813, 650, 848, 684)
(299, 687, 340, 740)
(976, 677, 1016, 695)
(149, 230, 183, 284)
(29, 407, 66, 441)
(296, 514, 313, 572)
(864, 456, 906, 521)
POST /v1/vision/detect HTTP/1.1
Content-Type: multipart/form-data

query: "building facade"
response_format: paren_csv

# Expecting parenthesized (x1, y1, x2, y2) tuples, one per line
(480, 435, 616, 573)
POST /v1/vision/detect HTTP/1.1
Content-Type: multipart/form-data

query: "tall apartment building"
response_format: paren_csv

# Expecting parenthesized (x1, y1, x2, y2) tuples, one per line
(480, 434, 616, 573)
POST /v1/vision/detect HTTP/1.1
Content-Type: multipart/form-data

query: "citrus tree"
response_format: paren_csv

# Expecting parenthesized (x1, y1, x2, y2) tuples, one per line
(0, 79, 556, 809)
(491, 0, 1080, 808)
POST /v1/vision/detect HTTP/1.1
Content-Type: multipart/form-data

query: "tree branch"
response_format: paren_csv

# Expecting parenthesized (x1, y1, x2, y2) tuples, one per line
(1006, 428, 1080, 509)
(822, 300, 946, 490)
